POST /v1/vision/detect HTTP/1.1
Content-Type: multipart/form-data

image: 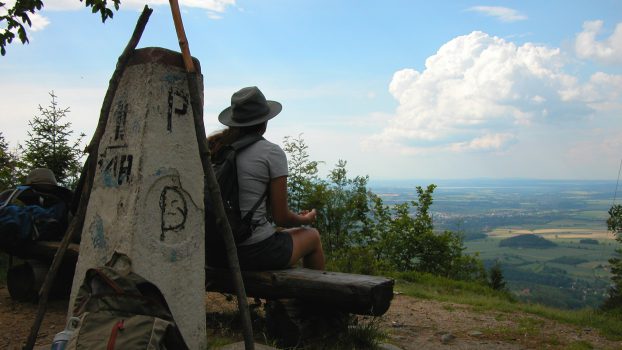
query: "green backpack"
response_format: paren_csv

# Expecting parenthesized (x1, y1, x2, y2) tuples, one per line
(67, 266, 188, 350)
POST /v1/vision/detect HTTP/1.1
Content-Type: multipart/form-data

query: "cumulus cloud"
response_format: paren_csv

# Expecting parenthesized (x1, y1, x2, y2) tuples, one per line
(29, 13, 51, 31)
(467, 6, 527, 22)
(575, 20, 622, 64)
(369, 31, 622, 155)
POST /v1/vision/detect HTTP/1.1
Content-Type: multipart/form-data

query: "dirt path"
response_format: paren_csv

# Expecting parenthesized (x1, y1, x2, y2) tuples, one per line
(382, 294, 622, 350)
(1, 286, 621, 349)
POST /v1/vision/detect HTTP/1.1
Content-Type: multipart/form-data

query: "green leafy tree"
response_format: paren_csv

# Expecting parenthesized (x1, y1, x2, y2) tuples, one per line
(0, 131, 20, 190)
(318, 160, 371, 252)
(20, 91, 85, 188)
(283, 134, 320, 213)
(372, 184, 484, 279)
(283, 134, 484, 280)
(603, 204, 622, 311)
(0, 0, 120, 56)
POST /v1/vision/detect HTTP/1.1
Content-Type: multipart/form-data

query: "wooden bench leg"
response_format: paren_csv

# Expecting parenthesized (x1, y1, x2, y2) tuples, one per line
(265, 299, 349, 348)
(7, 260, 74, 302)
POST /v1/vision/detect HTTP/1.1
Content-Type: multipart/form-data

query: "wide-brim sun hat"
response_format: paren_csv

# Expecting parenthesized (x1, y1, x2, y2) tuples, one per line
(25, 168, 73, 200)
(218, 86, 282, 127)
(25, 168, 58, 186)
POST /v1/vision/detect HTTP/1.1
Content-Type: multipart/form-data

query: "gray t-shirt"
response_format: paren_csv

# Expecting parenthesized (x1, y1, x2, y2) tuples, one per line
(236, 138, 288, 246)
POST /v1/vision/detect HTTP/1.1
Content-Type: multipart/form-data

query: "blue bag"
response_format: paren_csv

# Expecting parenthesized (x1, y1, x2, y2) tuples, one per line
(0, 185, 69, 250)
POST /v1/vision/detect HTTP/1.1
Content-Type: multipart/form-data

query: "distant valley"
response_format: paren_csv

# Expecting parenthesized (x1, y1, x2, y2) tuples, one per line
(370, 179, 619, 309)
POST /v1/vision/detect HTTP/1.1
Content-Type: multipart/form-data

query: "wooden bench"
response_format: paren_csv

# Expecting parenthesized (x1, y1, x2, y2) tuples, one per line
(4, 242, 395, 318)
(205, 267, 394, 316)
(2, 241, 79, 301)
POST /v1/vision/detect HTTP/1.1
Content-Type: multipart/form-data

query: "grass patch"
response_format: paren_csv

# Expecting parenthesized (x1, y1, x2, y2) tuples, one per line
(332, 316, 387, 350)
(393, 271, 622, 340)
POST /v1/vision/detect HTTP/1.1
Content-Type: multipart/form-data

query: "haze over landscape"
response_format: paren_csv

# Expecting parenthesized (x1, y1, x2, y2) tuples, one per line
(1, 0, 621, 180)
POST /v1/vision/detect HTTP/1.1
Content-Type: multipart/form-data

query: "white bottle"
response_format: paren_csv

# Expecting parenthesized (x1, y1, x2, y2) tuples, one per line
(50, 317, 80, 350)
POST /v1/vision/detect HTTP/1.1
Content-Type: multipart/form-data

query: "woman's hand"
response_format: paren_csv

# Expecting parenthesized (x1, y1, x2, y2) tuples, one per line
(300, 209, 317, 225)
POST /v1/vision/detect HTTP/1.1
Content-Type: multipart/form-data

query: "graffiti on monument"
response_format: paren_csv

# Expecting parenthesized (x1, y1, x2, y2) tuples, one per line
(114, 102, 128, 141)
(98, 149, 134, 187)
(159, 186, 188, 241)
(167, 87, 189, 132)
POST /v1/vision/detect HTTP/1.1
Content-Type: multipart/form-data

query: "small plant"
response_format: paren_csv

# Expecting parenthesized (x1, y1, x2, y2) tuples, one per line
(334, 316, 387, 350)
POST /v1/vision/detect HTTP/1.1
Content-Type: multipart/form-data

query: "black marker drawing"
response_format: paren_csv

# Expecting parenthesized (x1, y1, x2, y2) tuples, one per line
(118, 155, 133, 185)
(159, 186, 188, 241)
(114, 102, 128, 141)
(100, 153, 133, 186)
(166, 87, 189, 132)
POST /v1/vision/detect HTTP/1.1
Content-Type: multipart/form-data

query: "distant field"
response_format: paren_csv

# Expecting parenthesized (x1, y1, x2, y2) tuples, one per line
(487, 228, 613, 239)
(465, 233, 616, 308)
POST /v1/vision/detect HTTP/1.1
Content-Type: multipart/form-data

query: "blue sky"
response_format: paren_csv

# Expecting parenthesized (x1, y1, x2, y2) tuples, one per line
(1, 0, 622, 180)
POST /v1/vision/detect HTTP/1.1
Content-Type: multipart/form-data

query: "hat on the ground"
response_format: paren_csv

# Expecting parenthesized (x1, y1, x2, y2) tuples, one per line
(218, 86, 282, 127)
(25, 168, 58, 186)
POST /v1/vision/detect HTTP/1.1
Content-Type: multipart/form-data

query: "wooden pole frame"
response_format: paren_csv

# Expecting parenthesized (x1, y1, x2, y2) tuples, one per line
(23, 6, 154, 350)
(167, 1, 255, 349)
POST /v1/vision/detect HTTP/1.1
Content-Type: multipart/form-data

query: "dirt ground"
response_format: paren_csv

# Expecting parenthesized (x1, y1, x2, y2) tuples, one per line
(1, 286, 621, 350)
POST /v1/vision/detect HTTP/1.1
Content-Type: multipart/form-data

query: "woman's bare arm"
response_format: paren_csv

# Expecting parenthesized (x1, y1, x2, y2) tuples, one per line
(270, 176, 316, 227)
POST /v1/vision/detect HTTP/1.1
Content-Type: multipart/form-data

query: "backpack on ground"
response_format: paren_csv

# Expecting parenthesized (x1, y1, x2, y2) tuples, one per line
(67, 265, 188, 350)
(205, 134, 268, 245)
(0, 185, 71, 251)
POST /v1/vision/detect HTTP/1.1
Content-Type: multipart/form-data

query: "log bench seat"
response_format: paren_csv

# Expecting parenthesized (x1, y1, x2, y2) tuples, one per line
(2, 241, 79, 301)
(3, 242, 395, 318)
(205, 267, 394, 316)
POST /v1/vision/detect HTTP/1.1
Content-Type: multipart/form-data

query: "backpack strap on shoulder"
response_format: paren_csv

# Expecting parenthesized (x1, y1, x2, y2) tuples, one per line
(242, 186, 269, 223)
(230, 134, 264, 151)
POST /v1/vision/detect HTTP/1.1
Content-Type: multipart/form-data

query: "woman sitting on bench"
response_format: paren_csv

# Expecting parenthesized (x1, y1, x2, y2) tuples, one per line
(206, 86, 324, 271)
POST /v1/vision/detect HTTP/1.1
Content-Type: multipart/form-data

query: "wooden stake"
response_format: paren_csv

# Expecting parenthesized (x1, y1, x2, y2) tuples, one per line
(167, 1, 255, 349)
(23, 6, 153, 350)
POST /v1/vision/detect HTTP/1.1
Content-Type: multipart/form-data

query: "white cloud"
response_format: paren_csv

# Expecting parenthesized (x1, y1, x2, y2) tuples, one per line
(29, 13, 51, 31)
(369, 31, 622, 155)
(449, 133, 517, 152)
(467, 6, 527, 23)
(575, 20, 622, 65)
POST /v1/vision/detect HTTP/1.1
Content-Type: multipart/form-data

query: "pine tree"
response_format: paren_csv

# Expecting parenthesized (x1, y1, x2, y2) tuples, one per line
(488, 261, 507, 291)
(20, 91, 85, 188)
(603, 204, 622, 311)
(0, 131, 21, 191)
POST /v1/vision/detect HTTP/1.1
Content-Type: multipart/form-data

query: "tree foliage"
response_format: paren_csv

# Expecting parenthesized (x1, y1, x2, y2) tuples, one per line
(488, 261, 506, 291)
(0, 0, 120, 56)
(283, 135, 485, 281)
(20, 91, 85, 188)
(0, 131, 20, 190)
(603, 204, 622, 311)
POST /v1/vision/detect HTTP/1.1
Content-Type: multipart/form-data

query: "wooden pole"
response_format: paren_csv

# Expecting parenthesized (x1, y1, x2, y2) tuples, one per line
(166, 1, 255, 349)
(22, 6, 153, 350)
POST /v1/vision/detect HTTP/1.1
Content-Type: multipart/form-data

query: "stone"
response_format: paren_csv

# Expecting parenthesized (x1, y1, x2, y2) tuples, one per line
(440, 332, 456, 344)
(468, 330, 484, 337)
(68, 47, 206, 349)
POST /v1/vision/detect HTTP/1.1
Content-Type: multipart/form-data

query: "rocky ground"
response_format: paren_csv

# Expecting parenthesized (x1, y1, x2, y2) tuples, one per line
(1, 285, 621, 349)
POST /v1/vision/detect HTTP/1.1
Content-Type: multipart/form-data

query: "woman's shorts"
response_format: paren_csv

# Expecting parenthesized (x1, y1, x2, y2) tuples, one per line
(206, 231, 293, 271)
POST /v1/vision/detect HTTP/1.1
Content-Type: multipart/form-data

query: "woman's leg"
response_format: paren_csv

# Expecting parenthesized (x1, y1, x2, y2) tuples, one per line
(284, 227, 324, 270)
